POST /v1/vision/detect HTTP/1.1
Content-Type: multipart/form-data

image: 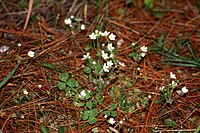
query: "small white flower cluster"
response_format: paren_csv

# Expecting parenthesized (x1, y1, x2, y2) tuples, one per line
(89, 30, 116, 41)
(82, 52, 91, 60)
(140, 46, 148, 57)
(169, 72, 178, 89)
(83, 30, 125, 73)
(103, 60, 114, 72)
(169, 80, 178, 89)
(159, 72, 189, 96)
(64, 15, 85, 30)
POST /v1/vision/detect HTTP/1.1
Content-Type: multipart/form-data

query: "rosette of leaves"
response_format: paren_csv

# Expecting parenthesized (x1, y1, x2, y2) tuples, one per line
(57, 72, 77, 91)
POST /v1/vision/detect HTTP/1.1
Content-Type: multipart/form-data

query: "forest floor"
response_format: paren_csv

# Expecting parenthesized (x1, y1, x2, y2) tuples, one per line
(0, 0, 200, 132)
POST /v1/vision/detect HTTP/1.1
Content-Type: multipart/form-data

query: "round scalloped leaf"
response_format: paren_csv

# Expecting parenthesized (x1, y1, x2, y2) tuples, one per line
(83, 66, 91, 74)
(59, 73, 69, 82)
(81, 111, 89, 121)
(67, 78, 77, 88)
(57, 81, 66, 90)
(88, 117, 97, 124)
(89, 108, 98, 117)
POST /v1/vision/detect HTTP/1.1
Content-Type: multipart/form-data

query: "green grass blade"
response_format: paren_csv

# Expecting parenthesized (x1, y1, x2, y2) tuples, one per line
(0, 63, 19, 89)
(194, 124, 200, 133)
(187, 43, 199, 62)
(163, 62, 198, 68)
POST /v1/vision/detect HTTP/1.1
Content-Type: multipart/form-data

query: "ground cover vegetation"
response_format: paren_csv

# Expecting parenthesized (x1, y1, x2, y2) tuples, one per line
(0, 0, 200, 132)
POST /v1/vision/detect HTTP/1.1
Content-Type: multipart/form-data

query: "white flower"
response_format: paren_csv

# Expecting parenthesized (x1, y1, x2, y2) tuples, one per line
(104, 115, 108, 118)
(140, 52, 146, 57)
(170, 72, 176, 79)
(82, 52, 91, 60)
(119, 120, 123, 124)
(100, 31, 110, 36)
(92, 61, 96, 64)
(102, 43, 105, 47)
(101, 50, 109, 60)
(159, 86, 165, 91)
(117, 39, 124, 48)
(107, 43, 115, 51)
(108, 118, 116, 125)
(95, 30, 99, 34)
(38, 84, 42, 89)
(0, 45, 9, 53)
(20, 115, 25, 119)
(181, 86, 188, 94)
(176, 90, 182, 95)
(64, 18, 72, 25)
(170, 81, 178, 88)
(148, 95, 152, 99)
(132, 42, 136, 46)
(136, 103, 140, 108)
(140, 46, 148, 53)
(108, 33, 116, 41)
(89, 32, 97, 40)
(80, 90, 86, 97)
(137, 67, 141, 71)
(107, 60, 113, 68)
(119, 62, 125, 67)
(70, 15, 74, 19)
(23, 89, 28, 95)
(80, 24, 85, 30)
(103, 63, 109, 72)
(17, 43, 21, 47)
(28, 50, 35, 58)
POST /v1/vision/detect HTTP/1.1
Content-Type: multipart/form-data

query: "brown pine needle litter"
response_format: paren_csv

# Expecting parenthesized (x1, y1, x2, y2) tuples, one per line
(0, 0, 200, 132)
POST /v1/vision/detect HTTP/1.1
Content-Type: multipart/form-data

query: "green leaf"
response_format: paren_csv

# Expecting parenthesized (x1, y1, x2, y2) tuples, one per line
(83, 66, 91, 74)
(144, 0, 153, 8)
(65, 87, 72, 91)
(103, 110, 110, 116)
(73, 101, 85, 107)
(67, 78, 77, 88)
(59, 73, 69, 82)
(88, 117, 97, 124)
(194, 124, 200, 133)
(128, 51, 137, 58)
(81, 111, 89, 120)
(118, 8, 125, 16)
(40, 124, 48, 133)
(85, 44, 93, 51)
(155, 99, 161, 104)
(153, 6, 163, 18)
(86, 102, 93, 109)
(0, 63, 19, 89)
(41, 62, 55, 70)
(89, 108, 98, 117)
(93, 63, 102, 73)
(57, 81, 66, 90)
(58, 126, 64, 133)
(110, 104, 117, 111)
(164, 118, 177, 127)
(95, 93, 101, 100)
(111, 111, 118, 117)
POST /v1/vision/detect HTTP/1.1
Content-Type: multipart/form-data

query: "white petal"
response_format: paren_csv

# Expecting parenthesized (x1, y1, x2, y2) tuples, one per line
(0, 45, 9, 53)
